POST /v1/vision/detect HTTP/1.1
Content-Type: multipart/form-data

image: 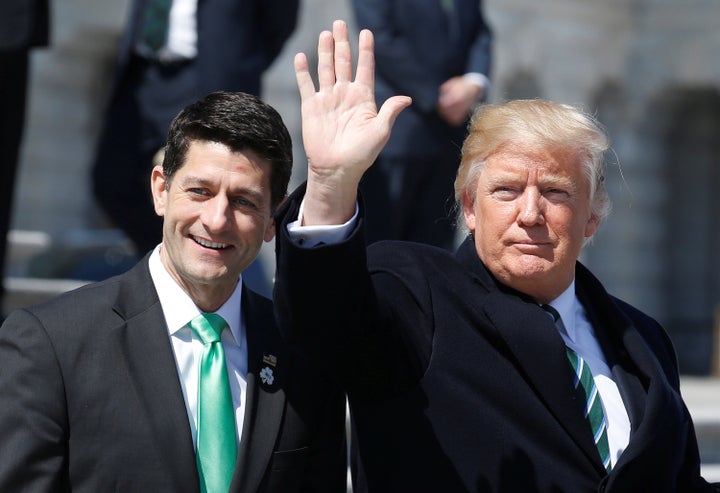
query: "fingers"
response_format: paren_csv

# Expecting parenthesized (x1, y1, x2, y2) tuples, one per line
(355, 29, 375, 90)
(378, 95, 413, 131)
(316, 29, 335, 90)
(296, 20, 385, 98)
(333, 20, 353, 83)
(294, 52, 316, 101)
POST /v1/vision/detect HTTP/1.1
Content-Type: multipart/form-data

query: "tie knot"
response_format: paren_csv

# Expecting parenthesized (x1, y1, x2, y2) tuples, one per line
(190, 313, 227, 344)
(541, 304, 560, 323)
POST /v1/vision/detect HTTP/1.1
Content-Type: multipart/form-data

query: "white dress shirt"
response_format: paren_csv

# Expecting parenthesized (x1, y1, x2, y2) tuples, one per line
(546, 283, 631, 467)
(165, 0, 198, 59)
(149, 246, 247, 449)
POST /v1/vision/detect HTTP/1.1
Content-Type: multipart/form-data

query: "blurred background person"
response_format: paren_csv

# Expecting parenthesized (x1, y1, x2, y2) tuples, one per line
(91, 0, 300, 258)
(352, 0, 492, 250)
(0, 0, 50, 318)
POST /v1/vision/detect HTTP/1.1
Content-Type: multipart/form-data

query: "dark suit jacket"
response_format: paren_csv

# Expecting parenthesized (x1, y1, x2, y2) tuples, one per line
(352, 0, 492, 157)
(274, 187, 718, 492)
(0, 256, 347, 492)
(0, 0, 49, 51)
(114, 0, 298, 99)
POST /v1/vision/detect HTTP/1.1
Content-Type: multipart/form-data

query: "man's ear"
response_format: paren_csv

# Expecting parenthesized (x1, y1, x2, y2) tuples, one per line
(264, 219, 276, 243)
(150, 165, 168, 217)
(461, 192, 477, 233)
(265, 195, 288, 242)
(584, 213, 601, 239)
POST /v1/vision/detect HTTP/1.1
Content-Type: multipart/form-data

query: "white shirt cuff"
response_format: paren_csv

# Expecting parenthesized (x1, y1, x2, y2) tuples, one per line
(286, 199, 359, 247)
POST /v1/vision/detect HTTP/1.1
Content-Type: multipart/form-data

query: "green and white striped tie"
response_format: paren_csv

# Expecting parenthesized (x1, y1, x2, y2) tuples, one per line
(542, 304, 612, 472)
(566, 347, 612, 472)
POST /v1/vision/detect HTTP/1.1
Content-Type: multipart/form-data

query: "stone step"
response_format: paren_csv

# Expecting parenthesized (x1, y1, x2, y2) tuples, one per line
(681, 378, 720, 483)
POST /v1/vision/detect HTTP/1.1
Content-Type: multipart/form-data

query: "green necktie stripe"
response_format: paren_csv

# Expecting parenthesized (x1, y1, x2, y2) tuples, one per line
(567, 348, 612, 472)
(191, 313, 237, 493)
(137, 0, 172, 52)
(542, 304, 612, 472)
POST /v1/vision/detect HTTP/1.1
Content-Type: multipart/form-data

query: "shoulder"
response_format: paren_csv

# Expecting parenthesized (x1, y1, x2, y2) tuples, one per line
(5, 259, 152, 334)
(368, 240, 459, 277)
(367, 240, 476, 300)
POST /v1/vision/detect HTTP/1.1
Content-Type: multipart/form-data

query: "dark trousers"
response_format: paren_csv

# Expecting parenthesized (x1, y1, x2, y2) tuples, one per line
(92, 55, 196, 256)
(359, 150, 460, 251)
(0, 50, 30, 304)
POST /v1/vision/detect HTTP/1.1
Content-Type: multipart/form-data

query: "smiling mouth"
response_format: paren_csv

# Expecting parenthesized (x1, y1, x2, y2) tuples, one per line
(192, 236, 230, 250)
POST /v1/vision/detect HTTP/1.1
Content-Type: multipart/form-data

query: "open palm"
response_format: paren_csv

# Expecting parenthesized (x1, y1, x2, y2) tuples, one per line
(295, 21, 410, 224)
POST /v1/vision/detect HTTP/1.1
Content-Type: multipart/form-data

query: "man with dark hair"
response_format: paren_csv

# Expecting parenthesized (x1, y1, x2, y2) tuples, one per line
(0, 91, 347, 493)
(91, 0, 299, 256)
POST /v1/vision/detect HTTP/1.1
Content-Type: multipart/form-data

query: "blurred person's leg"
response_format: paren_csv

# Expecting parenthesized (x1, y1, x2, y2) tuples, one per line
(0, 49, 29, 312)
(92, 56, 195, 256)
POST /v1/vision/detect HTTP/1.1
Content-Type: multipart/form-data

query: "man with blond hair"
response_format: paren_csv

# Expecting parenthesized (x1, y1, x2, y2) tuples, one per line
(273, 20, 719, 492)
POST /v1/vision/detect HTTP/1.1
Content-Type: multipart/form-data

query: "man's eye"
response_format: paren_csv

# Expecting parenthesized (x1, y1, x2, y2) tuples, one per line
(493, 187, 518, 198)
(233, 197, 256, 209)
(544, 188, 569, 200)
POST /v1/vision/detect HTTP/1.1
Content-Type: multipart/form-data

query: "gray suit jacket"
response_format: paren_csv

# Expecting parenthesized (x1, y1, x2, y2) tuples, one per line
(0, 256, 347, 492)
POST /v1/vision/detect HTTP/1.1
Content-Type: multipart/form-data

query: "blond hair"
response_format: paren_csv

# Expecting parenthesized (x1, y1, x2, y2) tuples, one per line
(454, 99, 611, 222)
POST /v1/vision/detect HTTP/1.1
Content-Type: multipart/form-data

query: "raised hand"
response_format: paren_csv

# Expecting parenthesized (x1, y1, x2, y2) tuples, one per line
(295, 20, 411, 225)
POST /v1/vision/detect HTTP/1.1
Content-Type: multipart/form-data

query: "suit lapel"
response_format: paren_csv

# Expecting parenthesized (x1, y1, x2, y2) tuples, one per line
(482, 293, 605, 469)
(232, 287, 286, 492)
(577, 278, 647, 431)
(609, 324, 687, 473)
(113, 258, 199, 491)
(455, 240, 607, 470)
(574, 266, 690, 474)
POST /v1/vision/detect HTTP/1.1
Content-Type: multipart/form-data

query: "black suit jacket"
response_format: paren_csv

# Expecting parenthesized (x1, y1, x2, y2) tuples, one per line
(114, 0, 298, 99)
(0, 0, 48, 51)
(274, 187, 717, 492)
(0, 256, 347, 492)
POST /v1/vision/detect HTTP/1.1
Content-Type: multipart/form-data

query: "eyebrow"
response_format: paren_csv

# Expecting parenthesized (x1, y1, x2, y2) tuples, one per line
(485, 171, 578, 191)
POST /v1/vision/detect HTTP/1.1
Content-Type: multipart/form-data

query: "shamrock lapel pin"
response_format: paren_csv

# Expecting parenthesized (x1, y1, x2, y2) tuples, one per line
(260, 366, 274, 385)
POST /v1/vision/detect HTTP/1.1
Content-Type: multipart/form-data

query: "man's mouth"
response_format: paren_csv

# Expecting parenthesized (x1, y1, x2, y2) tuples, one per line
(192, 236, 230, 250)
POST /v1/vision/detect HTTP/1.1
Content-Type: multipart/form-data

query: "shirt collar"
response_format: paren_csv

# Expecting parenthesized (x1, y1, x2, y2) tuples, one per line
(545, 280, 577, 341)
(148, 245, 244, 344)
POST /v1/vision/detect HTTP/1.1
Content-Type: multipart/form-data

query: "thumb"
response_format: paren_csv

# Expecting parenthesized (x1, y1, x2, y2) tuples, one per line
(377, 95, 412, 132)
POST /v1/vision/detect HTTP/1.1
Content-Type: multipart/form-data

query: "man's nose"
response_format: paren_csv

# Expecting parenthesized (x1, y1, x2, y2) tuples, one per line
(516, 189, 545, 226)
(203, 195, 232, 231)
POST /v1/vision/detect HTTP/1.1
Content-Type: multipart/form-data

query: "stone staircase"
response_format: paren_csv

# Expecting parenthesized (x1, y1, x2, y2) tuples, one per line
(681, 377, 720, 483)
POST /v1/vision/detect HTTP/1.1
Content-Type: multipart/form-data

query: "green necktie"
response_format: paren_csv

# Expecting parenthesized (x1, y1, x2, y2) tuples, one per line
(542, 305, 612, 472)
(190, 313, 238, 493)
(137, 0, 172, 53)
(566, 348, 612, 472)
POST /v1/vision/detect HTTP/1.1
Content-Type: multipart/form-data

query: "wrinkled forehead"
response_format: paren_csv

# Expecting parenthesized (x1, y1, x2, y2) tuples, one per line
(480, 144, 585, 178)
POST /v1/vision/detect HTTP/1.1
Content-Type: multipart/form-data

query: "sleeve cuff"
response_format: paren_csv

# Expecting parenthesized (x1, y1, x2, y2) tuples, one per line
(286, 199, 359, 247)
